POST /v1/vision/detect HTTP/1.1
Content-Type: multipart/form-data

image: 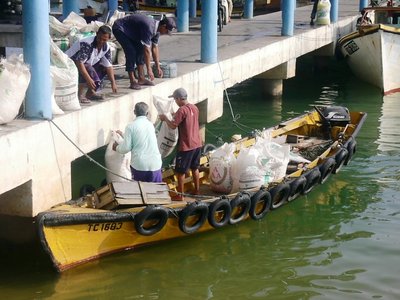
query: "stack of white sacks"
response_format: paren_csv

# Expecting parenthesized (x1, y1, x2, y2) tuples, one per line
(209, 131, 291, 194)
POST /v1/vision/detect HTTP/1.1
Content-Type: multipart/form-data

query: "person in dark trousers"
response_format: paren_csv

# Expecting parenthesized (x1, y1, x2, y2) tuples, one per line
(66, 25, 118, 104)
(159, 88, 202, 201)
(112, 14, 176, 90)
(310, 0, 319, 25)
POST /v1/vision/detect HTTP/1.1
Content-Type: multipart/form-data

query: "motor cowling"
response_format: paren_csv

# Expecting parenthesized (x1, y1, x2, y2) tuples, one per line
(318, 106, 350, 127)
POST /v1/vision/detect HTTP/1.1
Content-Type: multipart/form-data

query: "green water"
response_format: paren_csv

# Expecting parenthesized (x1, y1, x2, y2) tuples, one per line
(1, 55, 400, 299)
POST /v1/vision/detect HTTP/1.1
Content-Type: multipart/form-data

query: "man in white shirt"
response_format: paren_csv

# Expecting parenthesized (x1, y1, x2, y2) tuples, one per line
(113, 102, 163, 182)
(66, 25, 117, 103)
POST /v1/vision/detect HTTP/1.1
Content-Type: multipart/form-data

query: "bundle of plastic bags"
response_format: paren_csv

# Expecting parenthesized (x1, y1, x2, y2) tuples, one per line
(0, 55, 31, 124)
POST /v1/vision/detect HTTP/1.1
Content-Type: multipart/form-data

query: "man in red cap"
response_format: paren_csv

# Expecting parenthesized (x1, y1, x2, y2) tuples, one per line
(159, 88, 202, 201)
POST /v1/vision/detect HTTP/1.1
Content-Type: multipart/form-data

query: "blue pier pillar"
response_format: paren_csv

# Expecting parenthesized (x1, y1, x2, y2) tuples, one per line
(359, 0, 368, 12)
(108, 0, 118, 19)
(22, 0, 52, 120)
(330, 0, 338, 23)
(62, 0, 79, 19)
(201, 0, 217, 63)
(281, 0, 295, 36)
(189, 0, 197, 18)
(244, 0, 254, 19)
(177, 0, 190, 32)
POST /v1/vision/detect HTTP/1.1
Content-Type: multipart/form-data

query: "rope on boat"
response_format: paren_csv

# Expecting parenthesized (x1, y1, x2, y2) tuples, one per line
(216, 60, 257, 135)
(49, 119, 215, 200)
(49, 119, 134, 182)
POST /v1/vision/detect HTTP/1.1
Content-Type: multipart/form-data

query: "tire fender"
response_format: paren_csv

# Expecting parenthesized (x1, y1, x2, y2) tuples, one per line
(229, 191, 251, 224)
(134, 205, 169, 236)
(270, 183, 291, 209)
(249, 188, 271, 220)
(179, 201, 209, 234)
(208, 197, 231, 228)
(303, 168, 321, 195)
(345, 139, 357, 165)
(333, 147, 348, 174)
(288, 176, 306, 202)
(319, 157, 336, 184)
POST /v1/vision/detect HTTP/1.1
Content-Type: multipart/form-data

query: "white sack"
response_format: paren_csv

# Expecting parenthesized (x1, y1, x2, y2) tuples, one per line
(0, 55, 31, 124)
(50, 39, 81, 111)
(235, 147, 266, 190)
(209, 143, 236, 193)
(105, 131, 132, 183)
(153, 95, 178, 158)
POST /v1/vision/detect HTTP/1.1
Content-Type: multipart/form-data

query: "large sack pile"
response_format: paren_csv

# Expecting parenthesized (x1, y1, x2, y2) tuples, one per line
(209, 131, 291, 194)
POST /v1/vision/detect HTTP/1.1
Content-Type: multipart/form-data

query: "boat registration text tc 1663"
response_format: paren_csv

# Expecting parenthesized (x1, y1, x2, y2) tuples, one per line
(88, 222, 123, 232)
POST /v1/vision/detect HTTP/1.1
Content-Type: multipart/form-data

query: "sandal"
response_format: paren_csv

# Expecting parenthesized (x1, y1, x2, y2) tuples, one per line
(138, 79, 155, 86)
(86, 93, 104, 101)
(129, 82, 142, 90)
(79, 97, 91, 104)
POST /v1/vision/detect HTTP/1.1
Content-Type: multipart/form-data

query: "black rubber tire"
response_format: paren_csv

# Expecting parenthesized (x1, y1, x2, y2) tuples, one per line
(229, 192, 251, 224)
(333, 147, 348, 174)
(79, 184, 95, 197)
(344, 139, 357, 165)
(179, 201, 209, 234)
(319, 157, 336, 184)
(134, 205, 169, 236)
(303, 168, 321, 195)
(208, 197, 231, 228)
(288, 176, 307, 202)
(249, 189, 271, 220)
(270, 183, 291, 209)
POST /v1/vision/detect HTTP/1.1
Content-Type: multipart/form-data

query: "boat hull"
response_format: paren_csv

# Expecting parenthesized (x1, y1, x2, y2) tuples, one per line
(338, 25, 400, 94)
(38, 107, 367, 272)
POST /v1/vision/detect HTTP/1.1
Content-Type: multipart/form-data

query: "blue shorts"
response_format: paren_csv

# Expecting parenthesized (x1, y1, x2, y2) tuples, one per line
(175, 147, 201, 174)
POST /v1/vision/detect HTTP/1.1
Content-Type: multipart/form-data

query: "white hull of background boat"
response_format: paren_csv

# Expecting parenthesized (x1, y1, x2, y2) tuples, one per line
(338, 23, 400, 94)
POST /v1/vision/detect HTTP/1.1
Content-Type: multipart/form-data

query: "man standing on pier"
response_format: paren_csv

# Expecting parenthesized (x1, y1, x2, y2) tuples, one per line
(159, 88, 202, 201)
(112, 14, 176, 90)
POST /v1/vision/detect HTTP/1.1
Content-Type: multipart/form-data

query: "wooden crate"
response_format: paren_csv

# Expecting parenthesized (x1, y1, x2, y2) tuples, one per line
(112, 181, 171, 207)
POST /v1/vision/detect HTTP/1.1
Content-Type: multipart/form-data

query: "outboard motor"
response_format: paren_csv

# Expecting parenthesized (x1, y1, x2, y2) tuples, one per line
(318, 106, 350, 127)
(314, 106, 350, 139)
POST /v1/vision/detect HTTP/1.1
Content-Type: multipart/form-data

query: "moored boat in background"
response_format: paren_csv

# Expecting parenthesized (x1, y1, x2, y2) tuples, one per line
(337, 4, 400, 94)
(37, 105, 367, 272)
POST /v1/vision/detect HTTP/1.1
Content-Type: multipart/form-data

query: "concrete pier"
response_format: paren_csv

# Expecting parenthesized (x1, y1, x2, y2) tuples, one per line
(0, 2, 360, 220)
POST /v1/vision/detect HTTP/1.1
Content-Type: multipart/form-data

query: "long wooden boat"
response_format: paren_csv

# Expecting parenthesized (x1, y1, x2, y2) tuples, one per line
(37, 105, 366, 272)
(336, 5, 400, 94)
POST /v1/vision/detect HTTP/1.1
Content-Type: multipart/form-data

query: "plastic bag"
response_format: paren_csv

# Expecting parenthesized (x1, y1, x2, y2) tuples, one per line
(316, 0, 331, 25)
(0, 55, 31, 124)
(105, 130, 132, 183)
